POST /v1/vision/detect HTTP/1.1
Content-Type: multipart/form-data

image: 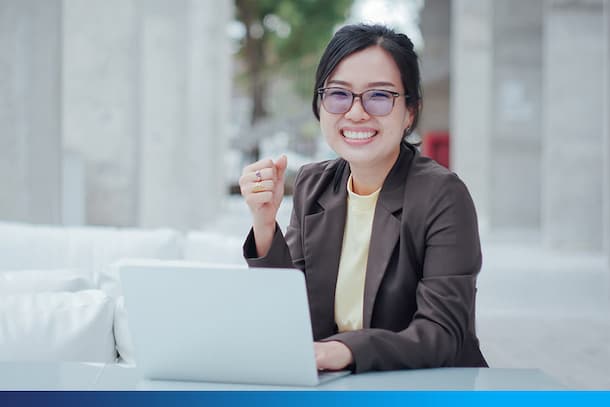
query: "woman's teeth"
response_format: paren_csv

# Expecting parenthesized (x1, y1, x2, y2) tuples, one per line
(342, 130, 376, 140)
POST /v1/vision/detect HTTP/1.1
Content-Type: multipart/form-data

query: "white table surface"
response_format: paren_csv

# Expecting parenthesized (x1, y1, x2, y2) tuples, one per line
(0, 362, 565, 390)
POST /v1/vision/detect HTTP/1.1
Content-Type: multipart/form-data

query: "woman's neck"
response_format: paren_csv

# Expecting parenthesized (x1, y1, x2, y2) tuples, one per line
(349, 148, 400, 195)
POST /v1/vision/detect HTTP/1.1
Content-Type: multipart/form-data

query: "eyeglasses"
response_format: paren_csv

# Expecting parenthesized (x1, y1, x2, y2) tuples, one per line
(317, 87, 407, 116)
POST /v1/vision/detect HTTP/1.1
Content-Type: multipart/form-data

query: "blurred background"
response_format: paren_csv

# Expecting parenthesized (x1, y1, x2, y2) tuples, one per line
(1, 0, 609, 388)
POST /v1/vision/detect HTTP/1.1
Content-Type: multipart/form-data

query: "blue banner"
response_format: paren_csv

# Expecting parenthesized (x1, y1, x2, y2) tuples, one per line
(1, 391, 610, 407)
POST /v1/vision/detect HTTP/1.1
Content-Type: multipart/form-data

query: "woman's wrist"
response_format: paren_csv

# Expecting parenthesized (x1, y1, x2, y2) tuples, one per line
(253, 219, 276, 235)
(252, 222, 276, 258)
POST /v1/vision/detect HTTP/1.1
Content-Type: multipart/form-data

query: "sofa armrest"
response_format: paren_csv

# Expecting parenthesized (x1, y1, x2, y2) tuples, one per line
(0, 290, 116, 363)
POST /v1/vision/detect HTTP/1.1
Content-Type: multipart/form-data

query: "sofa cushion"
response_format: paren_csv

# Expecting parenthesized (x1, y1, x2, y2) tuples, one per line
(0, 222, 184, 276)
(0, 290, 116, 362)
(113, 296, 135, 365)
(0, 269, 95, 294)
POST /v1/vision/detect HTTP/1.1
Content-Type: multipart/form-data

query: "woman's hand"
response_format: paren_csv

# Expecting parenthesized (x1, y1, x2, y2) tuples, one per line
(239, 155, 288, 257)
(314, 341, 353, 371)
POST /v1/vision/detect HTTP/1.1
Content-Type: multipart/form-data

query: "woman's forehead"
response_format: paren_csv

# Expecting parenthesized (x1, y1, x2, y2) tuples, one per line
(327, 46, 402, 88)
(327, 79, 398, 89)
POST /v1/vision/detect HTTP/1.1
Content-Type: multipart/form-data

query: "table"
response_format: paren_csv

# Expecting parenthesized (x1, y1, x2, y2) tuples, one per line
(0, 362, 565, 390)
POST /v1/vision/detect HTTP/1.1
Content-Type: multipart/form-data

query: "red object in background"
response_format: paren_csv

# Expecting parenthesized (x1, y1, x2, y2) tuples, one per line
(422, 131, 450, 169)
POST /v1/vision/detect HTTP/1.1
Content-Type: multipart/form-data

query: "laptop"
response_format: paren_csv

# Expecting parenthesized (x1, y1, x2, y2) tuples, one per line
(119, 259, 351, 386)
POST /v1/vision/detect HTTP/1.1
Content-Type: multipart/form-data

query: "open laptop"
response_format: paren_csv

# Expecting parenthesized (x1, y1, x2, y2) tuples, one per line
(119, 259, 350, 387)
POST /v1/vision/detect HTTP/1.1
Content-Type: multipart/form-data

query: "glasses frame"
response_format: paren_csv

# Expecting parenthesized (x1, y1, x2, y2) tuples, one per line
(317, 87, 408, 117)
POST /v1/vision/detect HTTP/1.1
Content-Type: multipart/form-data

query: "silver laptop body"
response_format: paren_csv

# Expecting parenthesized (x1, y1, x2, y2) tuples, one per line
(120, 260, 350, 386)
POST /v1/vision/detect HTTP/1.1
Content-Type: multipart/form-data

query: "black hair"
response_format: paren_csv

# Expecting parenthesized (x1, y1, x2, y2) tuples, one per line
(312, 24, 422, 139)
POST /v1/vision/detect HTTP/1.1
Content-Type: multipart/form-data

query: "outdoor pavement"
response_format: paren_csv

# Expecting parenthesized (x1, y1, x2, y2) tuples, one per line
(204, 196, 610, 389)
(477, 235, 610, 389)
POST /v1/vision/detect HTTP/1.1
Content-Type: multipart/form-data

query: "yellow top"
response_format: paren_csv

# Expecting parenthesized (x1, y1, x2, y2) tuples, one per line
(334, 174, 380, 332)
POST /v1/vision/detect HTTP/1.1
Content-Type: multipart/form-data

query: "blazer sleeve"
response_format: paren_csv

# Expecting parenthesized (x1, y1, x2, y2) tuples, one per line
(243, 168, 305, 271)
(324, 174, 482, 372)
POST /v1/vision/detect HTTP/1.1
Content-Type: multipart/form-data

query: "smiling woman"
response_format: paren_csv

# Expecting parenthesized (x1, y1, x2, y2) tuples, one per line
(238, 24, 487, 374)
(316, 46, 414, 193)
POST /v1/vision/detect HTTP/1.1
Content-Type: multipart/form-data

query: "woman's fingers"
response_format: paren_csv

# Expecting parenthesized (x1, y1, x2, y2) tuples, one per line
(242, 158, 274, 175)
(240, 161, 277, 186)
(245, 190, 273, 207)
(240, 156, 287, 213)
(242, 167, 275, 184)
(244, 180, 274, 194)
(314, 341, 353, 371)
(275, 155, 288, 183)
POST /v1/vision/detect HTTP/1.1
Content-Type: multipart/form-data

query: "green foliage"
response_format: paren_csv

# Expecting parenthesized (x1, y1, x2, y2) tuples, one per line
(272, 0, 353, 60)
(235, 0, 353, 103)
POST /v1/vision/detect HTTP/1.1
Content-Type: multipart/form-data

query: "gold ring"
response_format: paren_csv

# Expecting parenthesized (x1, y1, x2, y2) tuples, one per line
(252, 182, 266, 193)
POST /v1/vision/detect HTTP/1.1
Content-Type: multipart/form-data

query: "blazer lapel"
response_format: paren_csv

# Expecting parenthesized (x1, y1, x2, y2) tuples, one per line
(303, 163, 349, 337)
(363, 144, 415, 328)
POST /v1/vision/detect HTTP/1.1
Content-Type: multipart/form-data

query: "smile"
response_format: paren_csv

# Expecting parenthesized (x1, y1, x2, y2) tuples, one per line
(341, 130, 377, 140)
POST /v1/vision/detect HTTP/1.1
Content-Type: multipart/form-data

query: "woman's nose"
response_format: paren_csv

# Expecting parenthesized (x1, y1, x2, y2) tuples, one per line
(344, 96, 370, 121)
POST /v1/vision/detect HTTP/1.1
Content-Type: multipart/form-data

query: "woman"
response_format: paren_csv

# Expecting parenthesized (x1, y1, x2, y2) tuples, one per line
(239, 24, 487, 373)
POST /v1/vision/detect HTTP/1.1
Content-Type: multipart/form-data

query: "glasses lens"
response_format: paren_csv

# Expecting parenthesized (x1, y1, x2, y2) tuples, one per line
(322, 88, 353, 114)
(362, 90, 394, 116)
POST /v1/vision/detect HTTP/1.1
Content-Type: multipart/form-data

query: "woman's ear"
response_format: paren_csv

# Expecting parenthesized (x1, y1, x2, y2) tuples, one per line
(402, 109, 414, 133)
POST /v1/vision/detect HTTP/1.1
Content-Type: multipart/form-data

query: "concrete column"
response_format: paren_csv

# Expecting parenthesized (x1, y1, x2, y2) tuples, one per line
(62, 0, 231, 229)
(187, 0, 232, 227)
(62, 151, 86, 226)
(137, 0, 188, 228)
(490, 0, 543, 230)
(450, 0, 493, 231)
(0, 0, 62, 224)
(62, 0, 139, 226)
(419, 0, 450, 136)
(542, 0, 606, 251)
(137, 0, 232, 229)
(604, 1, 610, 267)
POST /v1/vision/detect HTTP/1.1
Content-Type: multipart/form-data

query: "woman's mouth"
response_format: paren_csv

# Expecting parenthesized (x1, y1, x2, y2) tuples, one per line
(341, 130, 377, 140)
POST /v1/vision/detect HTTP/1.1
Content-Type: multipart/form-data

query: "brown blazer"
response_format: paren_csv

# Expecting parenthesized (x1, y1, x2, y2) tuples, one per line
(244, 142, 488, 373)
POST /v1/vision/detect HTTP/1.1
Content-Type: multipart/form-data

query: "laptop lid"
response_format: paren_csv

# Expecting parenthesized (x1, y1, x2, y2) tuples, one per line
(120, 260, 323, 386)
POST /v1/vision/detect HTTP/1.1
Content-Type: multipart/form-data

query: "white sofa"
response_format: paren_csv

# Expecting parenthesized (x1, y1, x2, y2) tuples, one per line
(0, 221, 246, 364)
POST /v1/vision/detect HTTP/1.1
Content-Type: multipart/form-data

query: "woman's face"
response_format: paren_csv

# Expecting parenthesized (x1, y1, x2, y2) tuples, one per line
(319, 45, 412, 169)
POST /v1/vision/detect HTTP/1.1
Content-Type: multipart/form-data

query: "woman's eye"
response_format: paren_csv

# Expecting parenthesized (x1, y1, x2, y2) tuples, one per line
(329, 90, 350, 98)
(369, 91, 391, 99)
